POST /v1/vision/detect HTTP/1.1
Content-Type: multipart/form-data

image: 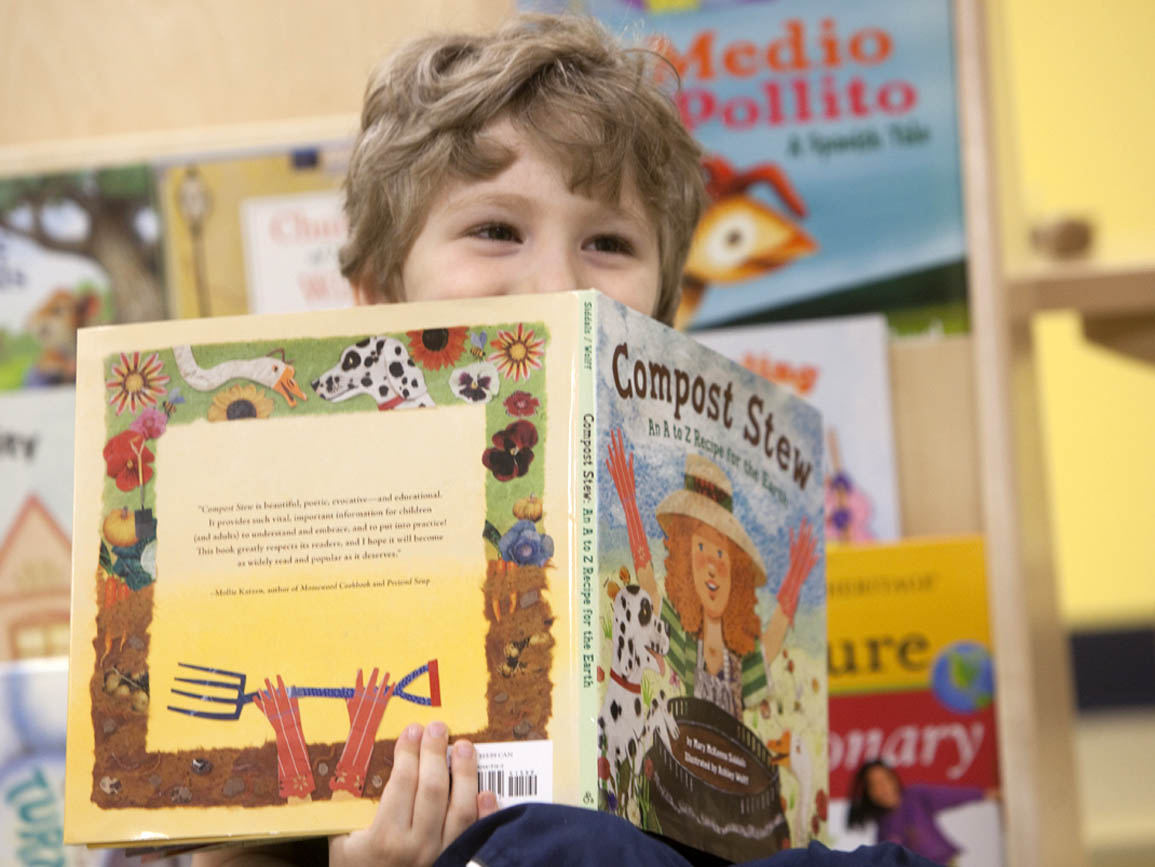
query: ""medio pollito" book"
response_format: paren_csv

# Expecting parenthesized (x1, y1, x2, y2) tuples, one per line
(64, 290, 826, 860)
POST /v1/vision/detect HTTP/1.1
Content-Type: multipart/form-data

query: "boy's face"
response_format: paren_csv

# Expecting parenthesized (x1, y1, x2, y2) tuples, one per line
(368, 120, 661, 317)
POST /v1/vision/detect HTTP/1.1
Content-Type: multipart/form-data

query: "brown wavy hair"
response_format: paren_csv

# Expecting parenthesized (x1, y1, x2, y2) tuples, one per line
(661, 514, 762, 656)
(339, 13, 706, 325)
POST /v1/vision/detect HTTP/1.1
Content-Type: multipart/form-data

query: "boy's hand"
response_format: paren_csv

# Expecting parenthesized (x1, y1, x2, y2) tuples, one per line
(329, 722, 498, 867)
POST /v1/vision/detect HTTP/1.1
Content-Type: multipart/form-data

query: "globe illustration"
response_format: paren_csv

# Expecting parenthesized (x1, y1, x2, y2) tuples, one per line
(931, 641, 994, 713)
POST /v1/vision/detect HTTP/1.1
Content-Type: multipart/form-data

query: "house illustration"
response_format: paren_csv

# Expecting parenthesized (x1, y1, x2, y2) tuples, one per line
(0, 494, 72, 660)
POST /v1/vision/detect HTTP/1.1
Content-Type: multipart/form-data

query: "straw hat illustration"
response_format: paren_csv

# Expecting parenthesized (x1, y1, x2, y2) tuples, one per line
(656, 454, 767, 584)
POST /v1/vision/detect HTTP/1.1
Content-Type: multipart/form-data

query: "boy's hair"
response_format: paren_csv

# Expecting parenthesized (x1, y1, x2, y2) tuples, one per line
(340, 13, 706, 324)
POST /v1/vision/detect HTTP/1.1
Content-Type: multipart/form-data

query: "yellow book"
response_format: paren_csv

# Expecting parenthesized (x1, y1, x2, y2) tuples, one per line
(65, 291, 826, 859)
(825, 537, 1002, 865)
(157, 147, 350, 319)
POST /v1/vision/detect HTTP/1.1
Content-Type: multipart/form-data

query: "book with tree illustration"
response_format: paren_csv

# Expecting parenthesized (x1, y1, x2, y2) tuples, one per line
(64, 290, 826, 860)
(0, 165, 165, 391)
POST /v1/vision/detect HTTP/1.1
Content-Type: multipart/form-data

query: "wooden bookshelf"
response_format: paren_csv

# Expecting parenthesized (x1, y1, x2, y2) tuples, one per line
(0, 1, 1088, 864)
(954, 1, 1083, 865)
(0, 117, 358, 179)
(1009, 261, 1155, 320)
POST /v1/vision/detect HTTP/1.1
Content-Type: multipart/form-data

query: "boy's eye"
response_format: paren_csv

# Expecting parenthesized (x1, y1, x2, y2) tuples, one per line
(471, 223, 520, 243)
(586, 234, 634, 255)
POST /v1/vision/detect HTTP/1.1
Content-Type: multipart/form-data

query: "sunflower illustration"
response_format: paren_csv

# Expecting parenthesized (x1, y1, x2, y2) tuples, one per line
(106, 352, 170, 415)
(489, 324, 544, 381)
(406, 327, 468, 370)
(207, 384, 275, 421)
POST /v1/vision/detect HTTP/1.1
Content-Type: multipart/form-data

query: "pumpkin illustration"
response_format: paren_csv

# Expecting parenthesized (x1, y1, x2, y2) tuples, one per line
(103, 507, 139, 548)
(512, 494, 543, 522)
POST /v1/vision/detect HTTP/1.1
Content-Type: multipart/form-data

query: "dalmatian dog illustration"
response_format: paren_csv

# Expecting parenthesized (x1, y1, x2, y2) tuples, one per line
(312, 337, 435, 410)
(598, 583, 678, 806)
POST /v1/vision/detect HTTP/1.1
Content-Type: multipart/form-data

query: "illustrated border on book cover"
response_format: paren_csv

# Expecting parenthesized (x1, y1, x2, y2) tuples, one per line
(86, 321, 555, 810)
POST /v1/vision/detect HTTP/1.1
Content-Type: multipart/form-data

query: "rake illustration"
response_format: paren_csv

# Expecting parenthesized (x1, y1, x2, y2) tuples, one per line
(166, 659, 441, 720)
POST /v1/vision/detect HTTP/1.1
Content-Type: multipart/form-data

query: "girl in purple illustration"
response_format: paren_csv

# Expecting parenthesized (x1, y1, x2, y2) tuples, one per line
(848, 760, 1000, 865)
(606, 428, 818, 718)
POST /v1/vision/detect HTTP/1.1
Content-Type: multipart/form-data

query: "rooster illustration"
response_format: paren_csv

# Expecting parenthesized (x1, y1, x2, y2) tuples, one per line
(676, 155, 816, 329)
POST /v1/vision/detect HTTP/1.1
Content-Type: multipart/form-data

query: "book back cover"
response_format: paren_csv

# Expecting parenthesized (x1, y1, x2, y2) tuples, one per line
(64, 295, 590, 845)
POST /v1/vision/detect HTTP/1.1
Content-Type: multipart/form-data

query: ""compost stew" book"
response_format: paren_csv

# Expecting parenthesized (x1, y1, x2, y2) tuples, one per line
(64, 290, 826, 860)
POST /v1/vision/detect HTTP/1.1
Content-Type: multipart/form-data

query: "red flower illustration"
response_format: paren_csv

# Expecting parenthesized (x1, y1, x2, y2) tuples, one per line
(407, 327, 468, 370)
(598, 757, 612, 781)
(815, 788, 829, 821)
(482, 420, 538, 482)
(503, 390, 540, 418)
(103, 430, 154, 492)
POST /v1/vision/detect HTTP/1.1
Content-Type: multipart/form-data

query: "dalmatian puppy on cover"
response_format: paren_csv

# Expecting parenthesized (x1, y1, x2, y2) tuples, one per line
(312, 337, 435, 410)
(598, 582, 678, 804)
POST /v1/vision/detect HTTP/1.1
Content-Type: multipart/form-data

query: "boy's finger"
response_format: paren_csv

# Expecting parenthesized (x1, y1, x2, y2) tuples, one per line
(410, 721, 451, 838)
(443, 739, 480, 844)
(477, 789, 499, 821)
(378, 722, 423, 832)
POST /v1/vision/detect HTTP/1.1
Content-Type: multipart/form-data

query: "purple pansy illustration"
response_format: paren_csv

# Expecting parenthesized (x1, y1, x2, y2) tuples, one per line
(451, 361, 501, 404)
(482, 420, 538, 482)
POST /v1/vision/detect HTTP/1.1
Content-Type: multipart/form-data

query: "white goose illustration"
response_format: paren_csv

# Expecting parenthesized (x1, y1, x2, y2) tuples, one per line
(173, 344, 307, 408)
(769, 728, 814, 845)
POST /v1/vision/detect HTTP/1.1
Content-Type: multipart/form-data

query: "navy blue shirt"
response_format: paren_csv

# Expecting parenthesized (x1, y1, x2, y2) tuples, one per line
(435, 805, 942, 867)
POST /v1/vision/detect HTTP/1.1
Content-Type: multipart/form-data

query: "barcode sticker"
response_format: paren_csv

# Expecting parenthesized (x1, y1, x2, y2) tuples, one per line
(473, 740, 553, 808)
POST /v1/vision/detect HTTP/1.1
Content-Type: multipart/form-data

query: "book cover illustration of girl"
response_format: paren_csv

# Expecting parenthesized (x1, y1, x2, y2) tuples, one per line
(603, 427, 822, 848)
(607, 430, 817, 719)
(848, 760, 999, 865)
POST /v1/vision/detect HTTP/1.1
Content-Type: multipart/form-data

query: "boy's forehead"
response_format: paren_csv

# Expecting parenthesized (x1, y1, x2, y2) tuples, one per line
(467, 119, 650, 215)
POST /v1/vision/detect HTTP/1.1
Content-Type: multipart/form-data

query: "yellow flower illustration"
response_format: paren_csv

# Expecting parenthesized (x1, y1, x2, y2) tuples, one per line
(489, 323, 544, 381)
(106, 352, 169, 415)
(207, 384, 274, 422)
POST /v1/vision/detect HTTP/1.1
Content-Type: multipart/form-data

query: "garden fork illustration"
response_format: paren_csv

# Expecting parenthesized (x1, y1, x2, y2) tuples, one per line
(166, 659, 440, 720)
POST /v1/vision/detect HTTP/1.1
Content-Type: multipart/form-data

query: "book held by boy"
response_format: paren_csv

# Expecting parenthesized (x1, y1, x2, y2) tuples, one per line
(64, 290, 826, 860)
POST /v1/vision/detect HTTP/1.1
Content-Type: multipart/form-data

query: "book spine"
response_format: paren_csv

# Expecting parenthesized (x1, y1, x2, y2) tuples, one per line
(576, 292, 599, 810)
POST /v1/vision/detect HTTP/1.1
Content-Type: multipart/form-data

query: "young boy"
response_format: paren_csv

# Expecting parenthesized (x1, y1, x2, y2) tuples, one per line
(195, 11, 706, 867)
(196, 13, 933, 867)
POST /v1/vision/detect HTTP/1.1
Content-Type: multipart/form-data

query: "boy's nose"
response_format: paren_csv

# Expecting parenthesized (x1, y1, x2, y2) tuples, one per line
(527, 249, 585, 295)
